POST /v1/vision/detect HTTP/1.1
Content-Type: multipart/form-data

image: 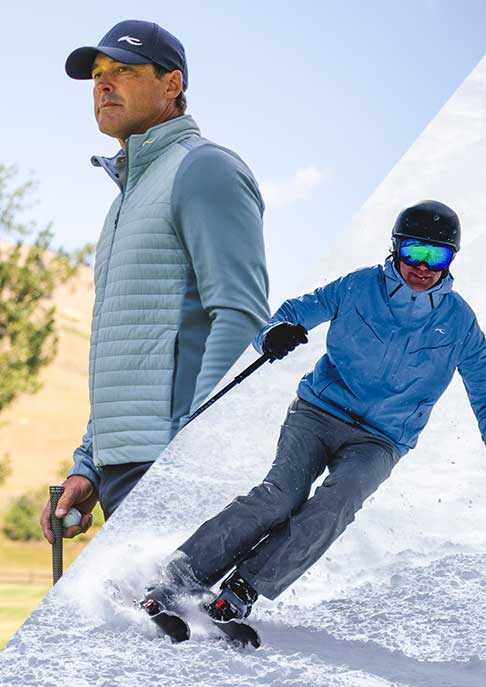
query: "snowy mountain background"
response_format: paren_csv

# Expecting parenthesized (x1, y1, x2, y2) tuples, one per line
(0, 59, 485, 687)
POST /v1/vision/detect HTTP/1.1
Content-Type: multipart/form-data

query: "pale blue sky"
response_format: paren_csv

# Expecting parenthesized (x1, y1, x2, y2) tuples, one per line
(1, 0, 485, 305)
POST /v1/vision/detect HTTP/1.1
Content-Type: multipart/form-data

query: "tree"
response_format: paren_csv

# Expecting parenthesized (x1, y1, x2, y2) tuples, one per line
(0, 164, 95, 413)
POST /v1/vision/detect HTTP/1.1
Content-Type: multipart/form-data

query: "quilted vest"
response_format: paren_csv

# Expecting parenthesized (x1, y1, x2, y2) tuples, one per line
(90, 115, 201, 467)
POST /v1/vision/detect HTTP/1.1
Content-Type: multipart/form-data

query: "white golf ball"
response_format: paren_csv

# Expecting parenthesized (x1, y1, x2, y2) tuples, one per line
(63, 507, 83, 528)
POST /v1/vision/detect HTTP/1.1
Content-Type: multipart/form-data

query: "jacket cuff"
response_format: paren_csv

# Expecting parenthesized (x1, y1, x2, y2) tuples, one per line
(68, 451, 101, 492)
(253, 321, 285, 355)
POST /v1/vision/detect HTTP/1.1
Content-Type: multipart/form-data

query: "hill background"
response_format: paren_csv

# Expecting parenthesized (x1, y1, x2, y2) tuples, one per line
(0, 265, 94, 502)
(0, 265, 95, 648)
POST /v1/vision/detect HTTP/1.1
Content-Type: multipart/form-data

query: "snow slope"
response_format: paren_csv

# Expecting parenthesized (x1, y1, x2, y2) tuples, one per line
(0, 59, 485, 687)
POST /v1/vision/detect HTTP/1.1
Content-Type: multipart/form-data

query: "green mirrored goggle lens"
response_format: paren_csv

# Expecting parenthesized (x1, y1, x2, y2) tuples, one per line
(399, 239, 454, 271)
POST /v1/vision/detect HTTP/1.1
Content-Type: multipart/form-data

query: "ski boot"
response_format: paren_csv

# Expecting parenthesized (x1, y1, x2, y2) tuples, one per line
(141, 553, 207, 613)
(205, 570, 258, 623)
(140, 580, 195, 643)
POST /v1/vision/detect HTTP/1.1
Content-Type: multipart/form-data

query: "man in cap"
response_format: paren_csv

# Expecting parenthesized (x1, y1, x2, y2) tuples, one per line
(142, 200, 486, 626)
(41, 20, 270, 541)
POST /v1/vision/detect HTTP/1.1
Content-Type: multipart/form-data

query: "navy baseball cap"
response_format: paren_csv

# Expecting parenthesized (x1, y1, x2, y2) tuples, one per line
(65, 19, 188, 90)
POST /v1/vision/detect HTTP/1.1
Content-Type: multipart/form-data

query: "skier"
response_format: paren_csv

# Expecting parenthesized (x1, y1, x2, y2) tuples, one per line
(143, 200, 486, 627)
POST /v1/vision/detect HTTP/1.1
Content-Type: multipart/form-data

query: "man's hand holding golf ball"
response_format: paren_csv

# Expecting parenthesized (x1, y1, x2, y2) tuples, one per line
(40, 476, 98, 543)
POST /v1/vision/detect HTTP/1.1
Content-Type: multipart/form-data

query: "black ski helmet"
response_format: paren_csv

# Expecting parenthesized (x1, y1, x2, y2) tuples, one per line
(392, 200, 461, 252)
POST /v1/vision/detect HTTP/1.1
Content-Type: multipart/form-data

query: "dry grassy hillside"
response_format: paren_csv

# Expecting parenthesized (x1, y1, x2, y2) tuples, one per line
(0, 264, 94, 508)
(0, 265, 95, 647)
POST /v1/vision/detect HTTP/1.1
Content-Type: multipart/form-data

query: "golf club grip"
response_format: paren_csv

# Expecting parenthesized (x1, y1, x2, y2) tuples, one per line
(49, 486, 64, 584)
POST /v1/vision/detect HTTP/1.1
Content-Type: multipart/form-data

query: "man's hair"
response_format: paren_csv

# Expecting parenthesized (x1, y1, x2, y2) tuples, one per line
(153, 64, 187, 114)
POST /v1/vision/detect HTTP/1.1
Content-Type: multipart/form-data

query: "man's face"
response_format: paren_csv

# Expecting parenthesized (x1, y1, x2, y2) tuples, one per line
(398, 260, 443, 292)
(91, 53, 180, 143)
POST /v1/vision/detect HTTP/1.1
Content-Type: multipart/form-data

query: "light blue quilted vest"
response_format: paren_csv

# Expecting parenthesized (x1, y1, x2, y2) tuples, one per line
(90, 116, 201, 467)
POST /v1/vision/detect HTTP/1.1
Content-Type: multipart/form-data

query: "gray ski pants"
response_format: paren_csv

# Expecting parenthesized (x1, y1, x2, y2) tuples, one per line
(179, 397, 401, 600)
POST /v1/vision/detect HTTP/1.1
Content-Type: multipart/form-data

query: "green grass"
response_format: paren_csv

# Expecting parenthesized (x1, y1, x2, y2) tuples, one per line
(0, 583, 50, 649)
(0, 536, 93, 571)
(0, 494, 104, 649)
(0, 533, 100, 649)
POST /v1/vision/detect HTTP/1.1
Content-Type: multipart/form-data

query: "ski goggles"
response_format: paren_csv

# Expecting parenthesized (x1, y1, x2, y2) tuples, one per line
(398, 239, 454, 271)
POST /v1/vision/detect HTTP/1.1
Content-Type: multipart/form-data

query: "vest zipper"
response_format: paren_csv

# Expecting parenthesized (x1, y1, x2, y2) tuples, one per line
(91, 151, 128, 465)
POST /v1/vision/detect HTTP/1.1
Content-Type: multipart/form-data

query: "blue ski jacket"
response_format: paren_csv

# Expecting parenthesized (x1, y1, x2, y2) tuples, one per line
(254, 257, 486, 456)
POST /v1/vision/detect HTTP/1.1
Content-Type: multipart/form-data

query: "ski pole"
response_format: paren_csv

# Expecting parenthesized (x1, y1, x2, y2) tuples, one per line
(186, 353, 272, 426)
(49, 485, 64, 584)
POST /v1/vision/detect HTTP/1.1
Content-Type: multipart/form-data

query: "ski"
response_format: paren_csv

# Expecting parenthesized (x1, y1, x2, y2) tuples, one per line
(210, 618, 261, 648)
(201, 590, 261, 648)
(142, 599, 190, 643)
(141, 595, 260, 647)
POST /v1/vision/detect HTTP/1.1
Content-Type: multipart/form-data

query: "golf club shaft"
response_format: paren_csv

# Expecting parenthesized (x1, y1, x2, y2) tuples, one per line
(49, 486, 64, 584)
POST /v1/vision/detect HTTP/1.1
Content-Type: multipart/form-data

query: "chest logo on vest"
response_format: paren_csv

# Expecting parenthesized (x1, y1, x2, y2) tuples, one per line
(435, 328, 446, 335)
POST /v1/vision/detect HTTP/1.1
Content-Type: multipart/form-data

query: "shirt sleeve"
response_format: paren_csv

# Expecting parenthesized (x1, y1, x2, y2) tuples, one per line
(172, 143, 270, 415)
(253, 277, 345, 354)
(67, 416, 101, 490)
(457, 316, 486, 445)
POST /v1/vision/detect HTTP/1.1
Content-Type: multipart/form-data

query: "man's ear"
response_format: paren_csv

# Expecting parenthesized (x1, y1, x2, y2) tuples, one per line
(165, 70, 183, 100)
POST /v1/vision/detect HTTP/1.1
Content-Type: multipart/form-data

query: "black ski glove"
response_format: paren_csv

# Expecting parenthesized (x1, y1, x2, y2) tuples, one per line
(262, 322, 308, 360)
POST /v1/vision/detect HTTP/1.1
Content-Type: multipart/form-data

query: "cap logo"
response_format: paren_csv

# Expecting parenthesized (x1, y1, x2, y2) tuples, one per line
(433, 214, 440, 221)
(117, 35, 143, 46)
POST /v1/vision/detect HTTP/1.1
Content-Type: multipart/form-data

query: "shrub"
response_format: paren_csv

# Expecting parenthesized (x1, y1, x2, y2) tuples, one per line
(0, 453, 11, 486)
(2, 487, 46, 541)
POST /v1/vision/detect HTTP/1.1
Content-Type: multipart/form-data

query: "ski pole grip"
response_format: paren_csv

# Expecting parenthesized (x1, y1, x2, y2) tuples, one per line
(49, 485, 64, 584)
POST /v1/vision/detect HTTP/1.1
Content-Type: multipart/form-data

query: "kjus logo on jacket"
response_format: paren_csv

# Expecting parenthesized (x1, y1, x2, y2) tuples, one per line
(117, 35, 143, 45)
